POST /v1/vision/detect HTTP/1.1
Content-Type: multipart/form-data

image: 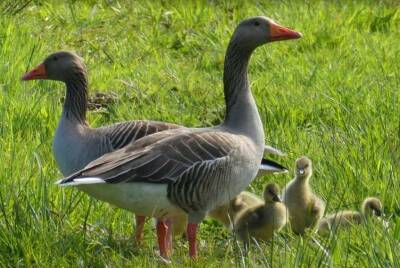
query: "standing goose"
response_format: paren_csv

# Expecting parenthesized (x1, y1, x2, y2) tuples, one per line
(283, 156, 325, 234)
(234, 183, 288, 249)
(317, 197, 383, 235)
(21, 52, 287, 246)
(57, 17, 301, 258)
(21, 51, 182, 243)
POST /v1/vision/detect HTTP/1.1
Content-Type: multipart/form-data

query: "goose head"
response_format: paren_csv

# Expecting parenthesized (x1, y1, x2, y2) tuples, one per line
(230, 16, 301, 52)
(295, 156, 312, 179)
(263, 183, 282, 204)
(362, 197, 383, 217)
(22, 51, 85, 82)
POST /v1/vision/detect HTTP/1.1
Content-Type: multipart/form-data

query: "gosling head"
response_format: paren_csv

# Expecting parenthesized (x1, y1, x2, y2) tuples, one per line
(295, 156, 312, 180)
(22, 51, 86, 82)
(362, 197, 383, 217)
(263, 183, 282, 204)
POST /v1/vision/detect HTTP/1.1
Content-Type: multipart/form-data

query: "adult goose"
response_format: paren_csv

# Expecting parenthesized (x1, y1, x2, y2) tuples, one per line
(57, 16, 301, 258)
(21, 51, 182, 243)
(21, 51, 287, 242)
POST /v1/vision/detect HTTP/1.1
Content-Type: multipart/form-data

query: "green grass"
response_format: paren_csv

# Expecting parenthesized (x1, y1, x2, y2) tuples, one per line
(0, 0, 399, 266)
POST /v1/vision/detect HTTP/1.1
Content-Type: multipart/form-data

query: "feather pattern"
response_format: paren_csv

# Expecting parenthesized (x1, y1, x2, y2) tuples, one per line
(99, 120, 181, 151)
(62, 131, 238, 183)
(59, 129, 258, 214)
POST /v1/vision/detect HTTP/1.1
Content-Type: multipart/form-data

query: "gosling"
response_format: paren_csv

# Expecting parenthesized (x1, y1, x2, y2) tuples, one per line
(209, 191, 264, 228)
(283, 156, 325, 234)
(234, 183, 288, 248)
(317, 197, 383, 235)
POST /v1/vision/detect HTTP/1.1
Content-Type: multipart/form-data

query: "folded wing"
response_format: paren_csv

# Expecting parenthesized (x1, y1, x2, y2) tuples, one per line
(59, 130, 240, 185)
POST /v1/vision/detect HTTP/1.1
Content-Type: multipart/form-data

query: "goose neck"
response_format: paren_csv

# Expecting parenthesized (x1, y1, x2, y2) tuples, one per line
(223, 41, 251, 115)
(222, 41, 264, 147)
(63, 70, 88, 125)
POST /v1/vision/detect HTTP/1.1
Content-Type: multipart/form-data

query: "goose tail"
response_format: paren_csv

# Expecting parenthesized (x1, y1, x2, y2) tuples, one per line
(56, 177, 105, 187)
(257, 158, 288, 177)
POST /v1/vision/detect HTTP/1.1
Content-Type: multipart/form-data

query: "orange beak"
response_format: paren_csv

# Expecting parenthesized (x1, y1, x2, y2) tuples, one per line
(269, 20, 302, 42)
(21, 63, 47, 80)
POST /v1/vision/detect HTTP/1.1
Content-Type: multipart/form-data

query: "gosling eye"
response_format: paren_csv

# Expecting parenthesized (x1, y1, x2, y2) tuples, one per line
(254, 21, 260, 27)
(304, 164, 309, 168)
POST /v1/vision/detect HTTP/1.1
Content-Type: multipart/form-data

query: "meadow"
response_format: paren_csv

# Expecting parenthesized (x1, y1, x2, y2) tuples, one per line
(0, 0, 399, 266)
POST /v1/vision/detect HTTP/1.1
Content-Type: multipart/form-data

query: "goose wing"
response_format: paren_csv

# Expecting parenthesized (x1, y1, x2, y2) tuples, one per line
(99, 120, 182, 150)
(59, 130, 242, 185)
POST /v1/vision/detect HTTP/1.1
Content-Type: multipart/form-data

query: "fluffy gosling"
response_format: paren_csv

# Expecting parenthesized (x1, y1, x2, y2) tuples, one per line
(283, 156, 325, 234)
(208, 191, 264, 228)
(234, 183, 288, 248)
(318, 197, 383, 235)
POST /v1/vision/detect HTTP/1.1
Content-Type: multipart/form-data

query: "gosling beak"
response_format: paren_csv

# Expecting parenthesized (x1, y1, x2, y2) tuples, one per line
(269, 20, 302, 42)
(22, 63, 47, 81)
(298, 168, 305, 175)
(273, 194, 282, 203)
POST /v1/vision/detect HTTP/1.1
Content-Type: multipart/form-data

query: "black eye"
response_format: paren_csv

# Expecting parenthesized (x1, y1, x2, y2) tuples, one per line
(53, 56, 58, 61)
(254, 21, 260, 26)
(269, 190, 275, 195)
(304, 164, 309, 168)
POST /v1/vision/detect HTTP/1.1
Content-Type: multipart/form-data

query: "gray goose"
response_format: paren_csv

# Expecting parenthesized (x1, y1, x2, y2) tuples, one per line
(57, 16, 301, 258)
(317, 197, 383, 235)
(283, 156, 325, 234)
(234, 183, 288, 249)
(21, 51, 182, 243)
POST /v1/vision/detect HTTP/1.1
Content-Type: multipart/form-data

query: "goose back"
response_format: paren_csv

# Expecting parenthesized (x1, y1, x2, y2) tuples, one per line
(53, 118, 181, 175)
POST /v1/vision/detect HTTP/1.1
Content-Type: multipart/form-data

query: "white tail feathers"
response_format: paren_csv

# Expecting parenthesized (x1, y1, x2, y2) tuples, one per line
(257, 163, 288, 177)
(56, 177, 105, 187)
(259, 164, 288, 173)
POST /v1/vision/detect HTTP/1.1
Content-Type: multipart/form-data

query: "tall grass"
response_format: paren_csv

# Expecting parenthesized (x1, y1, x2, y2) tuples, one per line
(0, 0, 399, 266)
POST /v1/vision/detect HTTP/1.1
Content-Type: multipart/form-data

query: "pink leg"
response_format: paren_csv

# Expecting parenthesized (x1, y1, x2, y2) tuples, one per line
(187, 223, 198, 258)
(135, 215, 146, 244)
(165, 218, 173, 253)
(156, 220, 169, 258)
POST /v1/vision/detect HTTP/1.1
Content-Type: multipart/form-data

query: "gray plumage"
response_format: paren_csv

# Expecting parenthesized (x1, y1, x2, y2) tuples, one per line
(24, 51, 286, 178)
(26, 51, 180, 176)
(61, 127, 262, 223)
(21, 51, 184, 247)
